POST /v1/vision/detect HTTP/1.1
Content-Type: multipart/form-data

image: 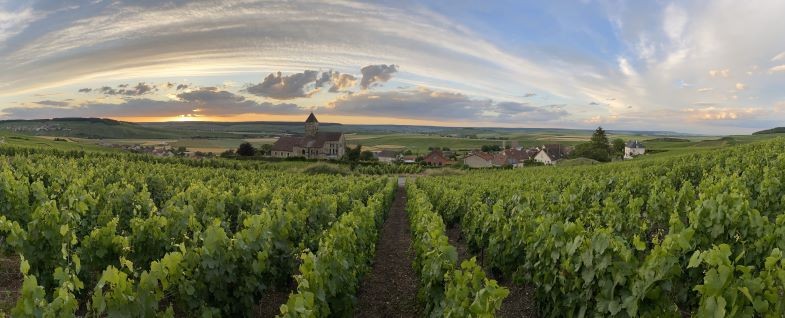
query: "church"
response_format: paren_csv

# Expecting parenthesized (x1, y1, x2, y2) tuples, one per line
(270, 113, 346, 159)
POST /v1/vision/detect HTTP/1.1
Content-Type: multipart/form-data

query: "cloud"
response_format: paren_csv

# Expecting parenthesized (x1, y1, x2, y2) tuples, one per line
(589, 102, 600, 105)
(523, 93, 536, 97)
(86, 82, 158, 96)
(246, 71, 320, 100)
(617, 57, 637, 77)
(735, 82, 747, 91)
(697, 88, 713, 92)
(316, 71, 357, 93)
(360, 64, 398, 89)
(326, 87, 567, 122)
(35, 100, 70, 107)
(769, 65, 785, 73)
(176, 84, 189, 90)
(1, 88, 305, 119)
(772, 52, 785, 62)
(683, 106, 762, 121)
(663, 3, 687, 42)
(709, 69, 730, 77)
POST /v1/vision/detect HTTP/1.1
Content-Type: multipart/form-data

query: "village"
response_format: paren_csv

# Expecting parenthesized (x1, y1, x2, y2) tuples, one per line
(266, 113, 647, 168)
(370, 138, 646, 168)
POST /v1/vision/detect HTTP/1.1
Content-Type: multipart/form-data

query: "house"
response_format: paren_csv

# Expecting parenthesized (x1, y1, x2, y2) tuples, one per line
(463, 151, 494, 168)
(270, 113, 346, 159)
(492, 148, 537, 167)
(423, 150, 454, 166)
(534, 144, 572, 165)
(401, 155, 417, 164)
(374, 150, 400, 163)
(624, 140, 646, 159)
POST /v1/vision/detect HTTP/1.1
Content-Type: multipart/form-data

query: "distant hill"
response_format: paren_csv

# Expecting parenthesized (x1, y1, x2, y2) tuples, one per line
(645, 137, 690, 142)
(0, 118, 233, 139)
(140, 121, 693, 137)
(0, 117, 699, 140)
(753, 127, 785, 135)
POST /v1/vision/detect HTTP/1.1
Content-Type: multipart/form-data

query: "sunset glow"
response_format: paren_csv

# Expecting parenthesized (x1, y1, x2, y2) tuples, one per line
(2, 1, 785, 134)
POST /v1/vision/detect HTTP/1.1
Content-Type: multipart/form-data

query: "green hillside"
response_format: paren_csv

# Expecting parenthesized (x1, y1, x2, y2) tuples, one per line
(0, 118, 233, 139)
(753, 127, 785, 135)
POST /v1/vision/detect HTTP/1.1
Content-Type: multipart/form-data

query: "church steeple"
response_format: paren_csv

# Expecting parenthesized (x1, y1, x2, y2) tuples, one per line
(305, 112, 319, 136)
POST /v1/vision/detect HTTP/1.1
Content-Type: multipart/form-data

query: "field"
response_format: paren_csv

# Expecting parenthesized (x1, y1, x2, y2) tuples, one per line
(0, 133, 784, 317)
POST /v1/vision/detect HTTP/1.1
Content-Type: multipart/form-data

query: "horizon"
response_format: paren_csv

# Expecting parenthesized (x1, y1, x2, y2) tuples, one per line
(2, 1, 785, 135)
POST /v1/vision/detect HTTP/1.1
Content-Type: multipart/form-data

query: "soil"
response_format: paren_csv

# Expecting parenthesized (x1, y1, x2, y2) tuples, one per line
(354, 178, 420, 318)
(0, 254, 22, 313)
(255, 288, 293, 318)
(446, 224, 538, 318)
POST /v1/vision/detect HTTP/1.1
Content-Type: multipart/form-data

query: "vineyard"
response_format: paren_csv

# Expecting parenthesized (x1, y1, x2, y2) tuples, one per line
(0, 138, 784, 317)
(415, 138, 785, 317)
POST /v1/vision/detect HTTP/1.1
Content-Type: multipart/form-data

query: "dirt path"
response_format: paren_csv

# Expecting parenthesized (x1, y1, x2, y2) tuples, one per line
(446, 224, 538, 318)
(354, 177, 420, 318)
(0, 254, 21, 313)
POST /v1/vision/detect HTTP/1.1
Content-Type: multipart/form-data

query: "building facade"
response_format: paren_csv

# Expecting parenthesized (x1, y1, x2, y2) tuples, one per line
(624, 140, 645, 159)
(270, 113, 346, 159)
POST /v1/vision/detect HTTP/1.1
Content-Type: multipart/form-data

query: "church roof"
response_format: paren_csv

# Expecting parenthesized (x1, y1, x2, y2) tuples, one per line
(305, 112, 318, 123)
(625, 140, 645, 148)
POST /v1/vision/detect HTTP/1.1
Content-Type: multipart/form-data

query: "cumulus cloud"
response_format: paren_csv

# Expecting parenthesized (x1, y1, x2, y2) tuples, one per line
(246, 71, 320, 100)
(683, 106, 762, 121)
(316, 71, 357, 93)
(360, 64, 398, 89)
(176, 84, 189, 90)
(708, 69, 730, 77)
(326, 87, 567, 122)
(1, 88, 305, 119)
(84, 82, 158, 96)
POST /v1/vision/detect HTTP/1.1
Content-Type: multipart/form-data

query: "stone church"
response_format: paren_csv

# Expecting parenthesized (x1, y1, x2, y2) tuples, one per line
(270, 113, 346, 159)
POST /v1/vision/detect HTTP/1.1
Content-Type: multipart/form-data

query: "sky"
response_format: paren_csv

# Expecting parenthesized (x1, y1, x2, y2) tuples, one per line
(1, 0, 785, 134)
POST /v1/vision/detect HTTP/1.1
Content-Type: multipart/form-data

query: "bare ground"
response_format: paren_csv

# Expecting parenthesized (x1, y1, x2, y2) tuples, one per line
(354, 179, 420, 318)
(0, 254, 21, 313)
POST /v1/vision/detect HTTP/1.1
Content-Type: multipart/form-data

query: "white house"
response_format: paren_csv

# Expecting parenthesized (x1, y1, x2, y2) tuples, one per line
(534, 144, 572, 165)
(624, 140, 645, 159)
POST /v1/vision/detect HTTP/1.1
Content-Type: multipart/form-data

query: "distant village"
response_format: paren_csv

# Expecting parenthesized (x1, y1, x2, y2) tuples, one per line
(264, 112, 647, 168)
(4, 113, 648, 165)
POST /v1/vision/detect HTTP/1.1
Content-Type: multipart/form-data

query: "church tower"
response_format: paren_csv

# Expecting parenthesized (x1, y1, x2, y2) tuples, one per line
(305, 112, 319, 137)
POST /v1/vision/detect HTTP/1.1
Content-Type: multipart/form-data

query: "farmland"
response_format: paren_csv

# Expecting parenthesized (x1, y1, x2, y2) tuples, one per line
(1, 135, 785, 317)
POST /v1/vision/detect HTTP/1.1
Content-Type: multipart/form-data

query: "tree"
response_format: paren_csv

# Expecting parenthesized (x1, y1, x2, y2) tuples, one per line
(571, 127, 613, 162)
(258, 144, 273, 156)
(572, 143, 610, 162)
(481, 145, 501, 152)
(344, 144, 362, 161)
(359, 150, 375, 161)
(591, 127, 610, 150)
(173, 146, 187, 157)
(237, 142, 256, 156)
(611, 138, 625, 156)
